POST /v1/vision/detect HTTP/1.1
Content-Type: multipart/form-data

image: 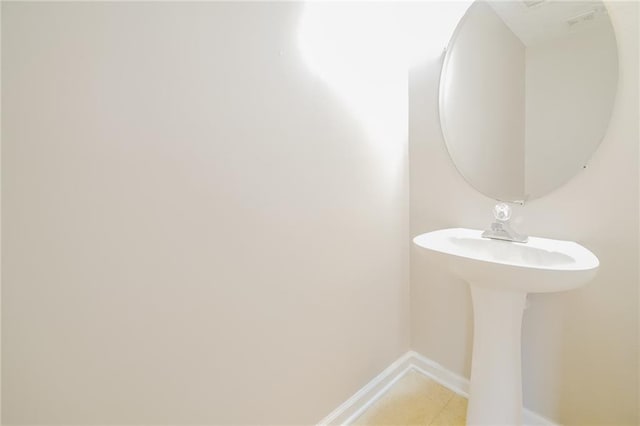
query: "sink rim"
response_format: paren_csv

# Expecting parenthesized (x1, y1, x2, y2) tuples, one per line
(413, 227, 599, 272)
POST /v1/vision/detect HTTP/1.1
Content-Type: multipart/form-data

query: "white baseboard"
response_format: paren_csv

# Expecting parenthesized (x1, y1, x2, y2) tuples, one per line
(317, 352, 416, 425)
(318, 350, 559, 426)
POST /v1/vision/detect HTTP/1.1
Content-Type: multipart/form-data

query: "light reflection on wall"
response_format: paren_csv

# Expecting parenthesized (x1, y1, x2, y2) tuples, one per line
(297, 1, 470, 188)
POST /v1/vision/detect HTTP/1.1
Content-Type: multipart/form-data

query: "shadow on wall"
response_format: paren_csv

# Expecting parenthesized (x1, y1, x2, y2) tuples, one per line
(297, 1, 470, 191)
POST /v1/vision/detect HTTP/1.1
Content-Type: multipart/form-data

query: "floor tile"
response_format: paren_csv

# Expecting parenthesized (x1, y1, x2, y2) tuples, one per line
(429, 393, 468, 426)
(352, 370, 457, 426)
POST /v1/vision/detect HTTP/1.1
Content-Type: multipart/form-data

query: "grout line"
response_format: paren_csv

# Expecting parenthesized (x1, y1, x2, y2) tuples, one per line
(351, 366, 464, 426)
(341, 366, 415, 425)
(322, 351, 558, 426)
(427, 392, 456, 426)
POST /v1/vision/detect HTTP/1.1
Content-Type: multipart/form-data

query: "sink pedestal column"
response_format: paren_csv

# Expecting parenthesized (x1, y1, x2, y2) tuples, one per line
(466, 283, 527, 426)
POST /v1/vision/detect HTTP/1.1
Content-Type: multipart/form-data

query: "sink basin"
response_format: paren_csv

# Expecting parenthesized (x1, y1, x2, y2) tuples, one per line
(413, 228, 599, 425)
(413, 228, 599, 293)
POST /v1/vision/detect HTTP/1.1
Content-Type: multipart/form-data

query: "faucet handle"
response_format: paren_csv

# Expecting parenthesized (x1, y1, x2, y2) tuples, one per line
(493, 203, 512, 222)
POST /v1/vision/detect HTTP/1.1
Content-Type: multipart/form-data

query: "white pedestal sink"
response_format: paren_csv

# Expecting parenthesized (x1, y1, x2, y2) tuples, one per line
(413, 228, 599, 426)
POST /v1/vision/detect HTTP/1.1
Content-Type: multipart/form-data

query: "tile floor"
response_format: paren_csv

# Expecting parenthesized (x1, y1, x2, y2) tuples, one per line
(351, 369, 468, 426)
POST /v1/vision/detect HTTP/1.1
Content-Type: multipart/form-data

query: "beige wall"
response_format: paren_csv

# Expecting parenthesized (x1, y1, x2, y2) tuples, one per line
(1, 2, 410, 424)
(3, 1, 638, 424)
(441, 1, 525, 202)
(410, 1, 638, 424)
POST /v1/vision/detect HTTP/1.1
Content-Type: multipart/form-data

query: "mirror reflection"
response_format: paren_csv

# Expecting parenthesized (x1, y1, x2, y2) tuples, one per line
(440, 0, 618, 202)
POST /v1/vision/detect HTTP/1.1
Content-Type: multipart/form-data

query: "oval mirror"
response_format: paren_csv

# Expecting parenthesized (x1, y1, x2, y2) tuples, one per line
(439, 0, 618, 202)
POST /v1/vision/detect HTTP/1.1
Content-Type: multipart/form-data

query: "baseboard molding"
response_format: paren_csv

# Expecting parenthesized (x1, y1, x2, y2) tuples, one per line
(317, 352, 416, 425)
(318, 350, 559, 426)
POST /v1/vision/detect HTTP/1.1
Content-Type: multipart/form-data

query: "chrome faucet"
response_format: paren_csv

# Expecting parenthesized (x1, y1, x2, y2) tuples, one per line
(481, 203, 528, 243)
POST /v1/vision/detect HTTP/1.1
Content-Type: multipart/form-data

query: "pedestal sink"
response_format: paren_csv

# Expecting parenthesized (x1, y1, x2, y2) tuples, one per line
(413, 228, 599, 425)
